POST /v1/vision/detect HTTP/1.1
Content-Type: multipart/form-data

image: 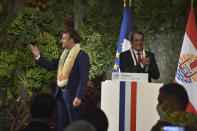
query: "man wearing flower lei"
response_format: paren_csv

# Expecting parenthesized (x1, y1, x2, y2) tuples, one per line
(30, 29, 90, 131)
(119, 30, 160, 82)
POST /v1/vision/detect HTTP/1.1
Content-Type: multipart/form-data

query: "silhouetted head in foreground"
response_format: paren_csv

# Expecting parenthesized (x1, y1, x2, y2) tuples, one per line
(78, 107, 108, 131)
(157, 83, 189, 117)
(64, 120, 96, 131)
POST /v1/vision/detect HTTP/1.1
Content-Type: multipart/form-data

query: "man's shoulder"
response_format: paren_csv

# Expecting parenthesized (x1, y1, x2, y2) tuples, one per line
(79, 50, 88, 56)
(79, 50, 87, 54)
(120, 50, 130, 56)
(77, 50, 89, 60)
(145, 50, 155, 56)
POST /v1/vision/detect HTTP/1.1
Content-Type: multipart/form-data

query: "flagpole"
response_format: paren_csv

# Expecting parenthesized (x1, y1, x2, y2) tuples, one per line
(129, 0, 132, 7)
(191, 0, 194, 7)
(123, 0, 127, 7)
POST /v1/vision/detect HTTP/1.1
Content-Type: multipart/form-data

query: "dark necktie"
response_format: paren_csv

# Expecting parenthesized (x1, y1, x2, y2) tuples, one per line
(64, 51, 69, 63)
(137, 52, 141, 64)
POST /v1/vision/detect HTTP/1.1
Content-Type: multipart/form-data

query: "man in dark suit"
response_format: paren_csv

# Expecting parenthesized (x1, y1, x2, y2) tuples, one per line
(30, 29, 90, 131)
(119, 31, 159, 82)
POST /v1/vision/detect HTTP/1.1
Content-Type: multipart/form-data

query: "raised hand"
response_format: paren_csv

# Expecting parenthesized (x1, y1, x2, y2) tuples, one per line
(30, 44, 40, 57)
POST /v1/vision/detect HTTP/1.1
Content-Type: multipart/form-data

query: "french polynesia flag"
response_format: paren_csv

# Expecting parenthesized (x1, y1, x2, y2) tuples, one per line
(101, 81, 161, 131)
(175, 7, 197, 114)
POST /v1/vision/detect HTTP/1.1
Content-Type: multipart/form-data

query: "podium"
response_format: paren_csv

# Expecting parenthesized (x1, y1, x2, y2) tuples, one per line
(101, 78, 163, 131)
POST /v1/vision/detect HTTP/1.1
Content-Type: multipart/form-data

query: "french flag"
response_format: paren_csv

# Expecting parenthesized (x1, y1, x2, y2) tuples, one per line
(119, 82, 137, 131)
(113, 5, 134, 72)
(122, 6, 134, 52)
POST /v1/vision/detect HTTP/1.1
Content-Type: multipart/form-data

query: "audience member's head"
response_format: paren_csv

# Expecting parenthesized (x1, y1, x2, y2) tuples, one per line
(30, 93, 57, 121)
(64, 120, 96, 131)
(157, 83, 189, 117)
(78, 107, 108, 131)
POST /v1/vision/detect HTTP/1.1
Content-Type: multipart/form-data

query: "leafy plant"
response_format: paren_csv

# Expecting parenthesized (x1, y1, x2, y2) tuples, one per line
(37, 11, 62, 35)
(0, 108, 10, 131)
(0, 50, 18, 78)
(79, 25, 116, 78)
(78, 1, 121, 78)
(19, 24, 39, 45)
(36, 32, 60, 60)
(133, 0, 191, 33)
(18, 68, 54, 94)
(0, 0, 73, 130)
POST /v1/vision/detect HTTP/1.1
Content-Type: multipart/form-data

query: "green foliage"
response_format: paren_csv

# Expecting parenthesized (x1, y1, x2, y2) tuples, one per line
(9, 13, 26, 36)
(0, 87, 7, 109)
(47, 0, 74, 23)
(0, 108, 10, 131)
(8, 7, 38, 47)
(133, 0, 191, 33)
(0, 0, 74, 130)
(79, 24, 117, 78)
(0, 87, 10, 131)
(79, 1, 122, 78)
(15, 33, 60, 93)
(18, 68, 53, 90)
(36, 32, 60, 60)
(19, 24, 39, 45)
(17, 45, 36, 70)
(0, 50, 18, 78)
(83, 1, 122, 34)
(37, 11, 54, 24)
(37, 11, 62, 35)
(80, 31, 104, 77)
(9, 7, 37, 35)
(7, 7, 61, 92)
(0, 5, 63, 98)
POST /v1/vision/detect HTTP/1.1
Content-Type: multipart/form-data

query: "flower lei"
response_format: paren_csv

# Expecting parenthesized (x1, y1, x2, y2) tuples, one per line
(129, 48, 146, 66)
(57, 44, 81, 87)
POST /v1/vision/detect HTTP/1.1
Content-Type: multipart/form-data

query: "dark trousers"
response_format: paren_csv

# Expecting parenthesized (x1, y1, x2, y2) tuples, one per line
(57, 91, 80, 131)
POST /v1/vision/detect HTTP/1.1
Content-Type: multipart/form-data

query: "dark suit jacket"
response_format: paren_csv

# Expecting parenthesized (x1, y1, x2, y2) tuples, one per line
(119, 50, 160, 82)
(35, 50, 90, 102)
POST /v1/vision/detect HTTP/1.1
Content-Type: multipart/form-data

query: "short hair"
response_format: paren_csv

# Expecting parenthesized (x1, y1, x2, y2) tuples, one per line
(129, 30, 144, 41)
(64, 120, 96, 131)
(63, 29, 80, 43)
(78, 107, 108, 131)
(159, 83, 189, 110)
(30, 93, 56, 119)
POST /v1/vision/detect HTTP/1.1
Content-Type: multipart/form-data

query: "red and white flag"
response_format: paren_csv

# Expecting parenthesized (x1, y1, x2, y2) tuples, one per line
(175, 7, 197, 114)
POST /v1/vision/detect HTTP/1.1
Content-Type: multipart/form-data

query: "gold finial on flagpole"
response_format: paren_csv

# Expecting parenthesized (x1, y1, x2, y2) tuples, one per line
(129, 0, 132, 7)
(191, 0, 194, 7)
(123, 0, 127, 7)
